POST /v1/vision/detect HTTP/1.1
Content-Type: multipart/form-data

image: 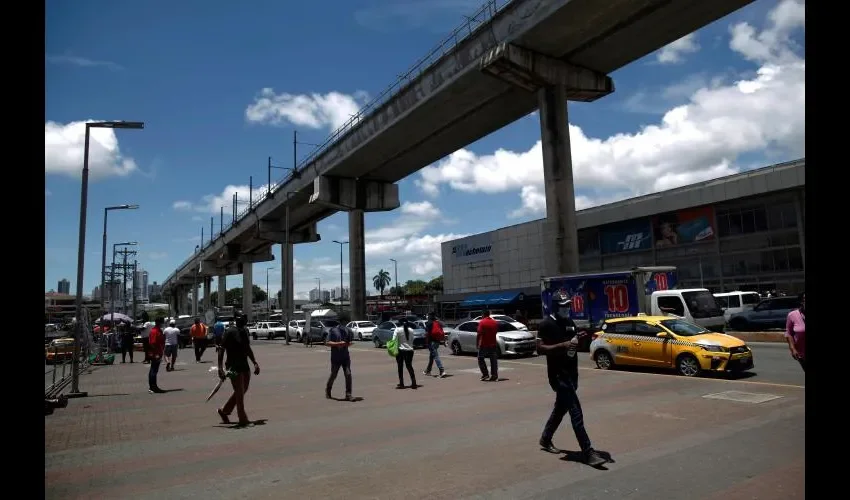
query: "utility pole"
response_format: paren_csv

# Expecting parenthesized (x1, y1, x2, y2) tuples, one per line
(114, 248, 137, 315)
(132, 260, 138, 320)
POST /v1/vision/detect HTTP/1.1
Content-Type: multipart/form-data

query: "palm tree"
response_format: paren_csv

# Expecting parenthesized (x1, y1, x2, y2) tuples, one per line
(373, 269, 391, 297)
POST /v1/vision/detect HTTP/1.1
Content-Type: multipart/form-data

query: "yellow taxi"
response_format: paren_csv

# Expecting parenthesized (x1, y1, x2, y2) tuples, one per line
(589, 316, 754, 377)
(45, 337, 77, 364)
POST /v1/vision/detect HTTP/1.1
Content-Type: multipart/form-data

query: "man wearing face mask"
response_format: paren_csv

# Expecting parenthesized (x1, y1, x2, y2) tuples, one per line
(536, 291, 606, 467)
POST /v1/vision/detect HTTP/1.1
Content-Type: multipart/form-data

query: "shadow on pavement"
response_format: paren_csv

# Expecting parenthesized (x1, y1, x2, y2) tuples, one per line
(216, 419, 268, 429)
(604, 365, 757, 381)
(87, 393, 130, 398)
(560, 449, 615, 470)
(330, 396, 364, 402)
(159, 388, 184, 393)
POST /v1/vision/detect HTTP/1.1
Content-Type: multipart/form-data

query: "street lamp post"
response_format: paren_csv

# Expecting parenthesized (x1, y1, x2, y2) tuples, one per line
(332, 240, 348, 309)
(72, 120, 143, 398)
(100, 204, 139, 313)
(390, 258, 399, 308)
(266, 267, 275, 315)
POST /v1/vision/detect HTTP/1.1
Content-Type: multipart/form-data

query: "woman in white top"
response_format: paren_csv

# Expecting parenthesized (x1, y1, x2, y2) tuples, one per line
(393, 321, 419, 389)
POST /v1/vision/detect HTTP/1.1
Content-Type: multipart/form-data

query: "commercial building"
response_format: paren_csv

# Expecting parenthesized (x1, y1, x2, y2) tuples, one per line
(57, 279, 70, 295)
(437, 159, 805, 320)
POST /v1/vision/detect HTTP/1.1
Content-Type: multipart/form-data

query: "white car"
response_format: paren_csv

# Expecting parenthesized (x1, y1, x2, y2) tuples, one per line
(287, 320, 306, 342)
(472, 315, 528, 331)
(447, 319, 537, 357)
(346, 321, 377, 340)
(250, 321, 288, 340)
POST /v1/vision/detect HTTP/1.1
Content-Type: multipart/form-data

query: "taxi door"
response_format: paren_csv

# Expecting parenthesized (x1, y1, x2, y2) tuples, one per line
(631, 322, 671, 367)
(605, 322, 639, 364)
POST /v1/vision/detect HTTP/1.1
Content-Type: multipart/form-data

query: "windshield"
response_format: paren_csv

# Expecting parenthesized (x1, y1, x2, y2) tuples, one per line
(267, 322, 283, 328)
(741, 293, 761, 305)
(660, 319, 709, 336)
(358, 322, 376, 327)
(492, 315, 515, 322)
(322, 320, 340, 327)
(681, 290, 723, 318)
(296, 320, 305, 325)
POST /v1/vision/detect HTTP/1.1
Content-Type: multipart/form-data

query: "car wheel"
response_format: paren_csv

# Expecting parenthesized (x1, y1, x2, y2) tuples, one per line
(374, 337, 381, 348)
(267, 333, 272, 340)
(451, 340, 462, 356)
(358, 332, 363, 341)
(729, 318, 749, 331)
(252, 334, 258, 340)
(322, 333, 328, 344)
(595, 350, 614, 370)
(676, 354, 702, 377)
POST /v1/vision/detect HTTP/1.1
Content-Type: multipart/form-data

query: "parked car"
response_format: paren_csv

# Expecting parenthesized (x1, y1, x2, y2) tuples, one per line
(589, 316, 753, 377)
(446, 320, 537, 357)
(249, 321, 288, 340)
(714, 291, 761, 325)
(308, 318, 341, 343)
(45, 337, 76, 364)
(727, 296, 798, 331)
(371, 320, 426, 348)
(471, 314, 528, 331)
(347, 321, 377, 340)
(287, 320, 307, 341)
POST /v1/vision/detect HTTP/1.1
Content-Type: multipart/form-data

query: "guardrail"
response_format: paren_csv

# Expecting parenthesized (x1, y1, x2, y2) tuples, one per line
(164, 0, 514, 287)
(44, 343, 92, 400)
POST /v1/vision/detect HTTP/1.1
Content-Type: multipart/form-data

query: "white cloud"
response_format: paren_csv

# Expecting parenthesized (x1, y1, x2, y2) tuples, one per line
(418, 0, 804, 217)
(45, 120, 140, 179)
(245, 89, 369, 130)
(656, 33, 701, 64)
(46, 54, 123, 71)
(173, 184, 273, 215)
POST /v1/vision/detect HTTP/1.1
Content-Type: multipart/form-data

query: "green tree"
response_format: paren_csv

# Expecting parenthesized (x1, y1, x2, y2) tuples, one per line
(426, 275, 443, 293)
(403, 279, 428, 295)
(373, 269, 391, 297)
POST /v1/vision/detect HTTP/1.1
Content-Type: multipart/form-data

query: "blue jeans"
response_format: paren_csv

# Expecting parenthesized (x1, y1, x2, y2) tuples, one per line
(478, 346, 498, 378)
(426, 341, 444, 373)
(148, 358, 162, 390)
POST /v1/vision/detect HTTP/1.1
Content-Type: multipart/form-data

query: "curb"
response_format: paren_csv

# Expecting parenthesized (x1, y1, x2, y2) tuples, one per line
(725, 332, 787, 343)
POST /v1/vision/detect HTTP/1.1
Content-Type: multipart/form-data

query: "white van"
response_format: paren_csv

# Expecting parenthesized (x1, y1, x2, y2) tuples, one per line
(713, 291, 761, 325)
(648, 289, 727, 332)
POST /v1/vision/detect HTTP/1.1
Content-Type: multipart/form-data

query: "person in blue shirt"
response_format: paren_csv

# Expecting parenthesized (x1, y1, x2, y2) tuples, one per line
(213, 319, 226, 350)
(325, 323, 353, 401)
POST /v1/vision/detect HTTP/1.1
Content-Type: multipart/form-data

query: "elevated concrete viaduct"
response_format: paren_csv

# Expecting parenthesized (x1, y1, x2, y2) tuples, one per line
(163, 0, 755, 322)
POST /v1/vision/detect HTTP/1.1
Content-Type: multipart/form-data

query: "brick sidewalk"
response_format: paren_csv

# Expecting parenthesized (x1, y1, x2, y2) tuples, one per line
(45, 342, 804, 499)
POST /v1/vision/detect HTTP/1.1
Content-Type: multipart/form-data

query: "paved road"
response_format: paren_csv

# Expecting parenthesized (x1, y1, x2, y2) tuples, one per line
(45, 342, 804, 499)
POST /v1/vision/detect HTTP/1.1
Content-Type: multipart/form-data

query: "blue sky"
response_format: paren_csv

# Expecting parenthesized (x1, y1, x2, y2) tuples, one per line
(45, 0, 805, 300)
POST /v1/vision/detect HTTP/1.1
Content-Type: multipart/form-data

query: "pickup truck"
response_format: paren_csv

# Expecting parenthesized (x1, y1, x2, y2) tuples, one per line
(249, 321, 289, 340)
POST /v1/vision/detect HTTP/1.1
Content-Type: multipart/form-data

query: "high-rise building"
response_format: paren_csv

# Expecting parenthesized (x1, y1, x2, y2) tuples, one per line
(133, 269, 149, 300)
(148, 282, 162, 299)
(92, 286, 101, 301)
(57, 279, 70, 295)
(331, 286, 349, 301)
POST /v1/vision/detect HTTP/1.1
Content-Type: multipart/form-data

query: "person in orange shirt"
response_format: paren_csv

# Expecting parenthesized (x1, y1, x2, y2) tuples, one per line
(190, 317, 208, 363)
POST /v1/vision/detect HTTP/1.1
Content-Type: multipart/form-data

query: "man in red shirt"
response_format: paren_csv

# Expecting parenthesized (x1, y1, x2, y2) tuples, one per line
(147, 317, 166, 394)
(477, 310, 499, 381)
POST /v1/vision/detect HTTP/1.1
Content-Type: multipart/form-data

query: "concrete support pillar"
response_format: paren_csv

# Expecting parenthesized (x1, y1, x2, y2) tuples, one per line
(192, 282, 199, 317)
(349, 209, 366, 320)
(539, 84, 579, 276)
(243, 264, 253, 322)
(203, 278, 211, 312)
(281, 242, 294, 324)
(217, 275, 227, 307)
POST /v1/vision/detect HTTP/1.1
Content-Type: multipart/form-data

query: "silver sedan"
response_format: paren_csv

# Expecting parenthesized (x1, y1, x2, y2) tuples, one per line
(371, 320, 426, 349)
(446, 320, 537, 357)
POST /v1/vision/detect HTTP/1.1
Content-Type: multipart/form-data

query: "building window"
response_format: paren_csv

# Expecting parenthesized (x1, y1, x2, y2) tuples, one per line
(767, 202, 797, 230)
(717, 206, 769, 237)
(788, 247, 804, 271)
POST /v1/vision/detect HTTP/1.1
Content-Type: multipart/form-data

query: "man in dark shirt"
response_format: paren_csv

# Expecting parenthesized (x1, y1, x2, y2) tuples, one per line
(217, 313, 260, 426)
(325, 323, 353, 400)
(537, 292, 605, 467)
(476, 310, 499, 381)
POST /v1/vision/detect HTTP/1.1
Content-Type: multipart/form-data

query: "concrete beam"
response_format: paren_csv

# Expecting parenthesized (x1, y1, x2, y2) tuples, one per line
(255, 220, 321, 244)
(309, 177, 400, 212)
(480, 43, 614, 101)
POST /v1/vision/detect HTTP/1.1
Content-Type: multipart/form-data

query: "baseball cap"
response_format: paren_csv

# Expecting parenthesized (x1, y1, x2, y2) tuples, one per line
(169, 319, 176, 326)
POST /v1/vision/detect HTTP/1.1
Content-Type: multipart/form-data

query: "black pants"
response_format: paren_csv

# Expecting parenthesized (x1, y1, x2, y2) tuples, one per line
(396, 350, 417, 386)
(541, 376, 592, 452)
(478, 346, 498, 379)
(327, 358, 352, 396)
(121, 343, 134, 363)
(148, 358, 162, 390)
(193, 338, 207, 362)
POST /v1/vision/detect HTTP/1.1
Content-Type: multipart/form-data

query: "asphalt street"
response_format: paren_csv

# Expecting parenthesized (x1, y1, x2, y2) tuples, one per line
(45, 341, 804, 499)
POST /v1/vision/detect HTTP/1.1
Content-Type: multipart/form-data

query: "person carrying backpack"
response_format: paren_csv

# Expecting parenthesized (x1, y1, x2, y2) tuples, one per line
(423, 312, 447, 378)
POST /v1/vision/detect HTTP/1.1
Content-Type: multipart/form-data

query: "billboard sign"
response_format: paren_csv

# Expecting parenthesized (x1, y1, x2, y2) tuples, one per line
(599, 219, 652, 254)
(653, 206, 715, 248)
(448, 233, 493, 264)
